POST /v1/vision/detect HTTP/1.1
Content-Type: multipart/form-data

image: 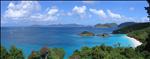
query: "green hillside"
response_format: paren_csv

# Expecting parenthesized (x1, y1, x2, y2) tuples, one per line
(128, 27, 150, 42)
(113, 22, 150, 34)
(113, 22, 150, 42)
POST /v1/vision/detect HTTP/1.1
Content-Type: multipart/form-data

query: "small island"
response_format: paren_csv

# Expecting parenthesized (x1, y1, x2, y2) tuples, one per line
(80, 31, 95, 36)
(97, 33, 109, 37)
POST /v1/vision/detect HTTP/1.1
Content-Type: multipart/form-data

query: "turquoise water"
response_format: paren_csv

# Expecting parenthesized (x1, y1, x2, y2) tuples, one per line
(1, 27, 133, 59)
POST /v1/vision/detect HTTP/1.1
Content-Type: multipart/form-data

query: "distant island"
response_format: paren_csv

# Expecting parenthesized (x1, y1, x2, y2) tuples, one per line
(31, 23, 118, 28)
(96, 33, 110, 37)
(95, 23, 117, 28)
(48, 24, 86, 27)
(31, 24, 89, 27)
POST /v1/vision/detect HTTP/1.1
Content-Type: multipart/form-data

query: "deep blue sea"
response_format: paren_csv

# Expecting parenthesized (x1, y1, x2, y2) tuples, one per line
(1, 27, 134, 59)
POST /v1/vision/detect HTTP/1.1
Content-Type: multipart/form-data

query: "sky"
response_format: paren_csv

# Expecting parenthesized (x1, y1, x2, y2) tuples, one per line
(1, 1, 149, 26)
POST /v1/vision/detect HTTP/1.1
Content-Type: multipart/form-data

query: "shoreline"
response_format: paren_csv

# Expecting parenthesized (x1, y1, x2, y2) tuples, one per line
(125, 36, 142, 48)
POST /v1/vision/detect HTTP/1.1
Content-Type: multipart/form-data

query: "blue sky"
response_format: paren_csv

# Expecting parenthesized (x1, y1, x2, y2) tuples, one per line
(1, 1, 149, 26)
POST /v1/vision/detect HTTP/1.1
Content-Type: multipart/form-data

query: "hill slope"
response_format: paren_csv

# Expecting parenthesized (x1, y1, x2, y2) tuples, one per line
(118, 22, 136, 28)
(113, 22, 150, 42)
(113, 22, 150, 34)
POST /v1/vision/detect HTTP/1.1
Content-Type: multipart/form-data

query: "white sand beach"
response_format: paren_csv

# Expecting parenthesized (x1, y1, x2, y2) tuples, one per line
(126, 36, 142, 48)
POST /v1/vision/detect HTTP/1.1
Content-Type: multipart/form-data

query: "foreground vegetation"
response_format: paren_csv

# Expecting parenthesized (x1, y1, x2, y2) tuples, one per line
(69, 46, 147, 59)
(1, 46, 24, 59)
(1, 46, 65, 59)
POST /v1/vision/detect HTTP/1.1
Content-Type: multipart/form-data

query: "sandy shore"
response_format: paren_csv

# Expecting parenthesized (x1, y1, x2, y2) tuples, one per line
(126, 36, 142, 48)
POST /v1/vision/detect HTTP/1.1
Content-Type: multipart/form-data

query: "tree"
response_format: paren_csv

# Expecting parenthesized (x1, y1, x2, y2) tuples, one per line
(28, 51, 40, 59)
(9, 46, 24, 59)
(0, 46, 10, 59)
(40, 47, 49, 59)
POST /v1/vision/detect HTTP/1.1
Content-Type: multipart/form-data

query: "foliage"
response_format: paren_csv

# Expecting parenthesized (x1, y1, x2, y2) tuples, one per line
(136, 33, 150, 59)
(0, 45, 24, 59)
(28, 48, 65, 59)
(1, 46, 65, 59)
(1, 46, 10, 59)
(128, 27, 150, 42)
(28, 51, 40, 59)
(69, 45, 145, 59)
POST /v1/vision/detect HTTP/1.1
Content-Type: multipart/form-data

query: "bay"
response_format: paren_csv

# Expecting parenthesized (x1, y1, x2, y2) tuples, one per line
(1, 27, 133, 59)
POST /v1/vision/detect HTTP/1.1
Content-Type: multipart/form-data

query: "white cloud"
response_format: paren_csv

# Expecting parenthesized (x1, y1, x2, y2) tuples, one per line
(72, 6, 88, 19)
(2, 1, 149, 26)
(31, 7, 59, 21)
(88, 9, 143, 24)
(107, 10, 122, 19)
(3, 1, 59, 22)
(4, 1, 40, 19)
(45, 7, 59, 21)
(67, 12, 72, 16)
(129, 7, 135, 11)
(72, 6, 86, 14)
(48, 8, 58, 15)
(89, 8, 107, 18)
(8, 2, 15, 8)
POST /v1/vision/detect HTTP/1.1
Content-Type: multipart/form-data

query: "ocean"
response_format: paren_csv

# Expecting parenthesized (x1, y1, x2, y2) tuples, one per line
(1, 27, 134, 59)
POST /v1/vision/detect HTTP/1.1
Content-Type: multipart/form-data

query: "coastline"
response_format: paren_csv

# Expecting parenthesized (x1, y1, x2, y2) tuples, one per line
(125, 36, 142, 48)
